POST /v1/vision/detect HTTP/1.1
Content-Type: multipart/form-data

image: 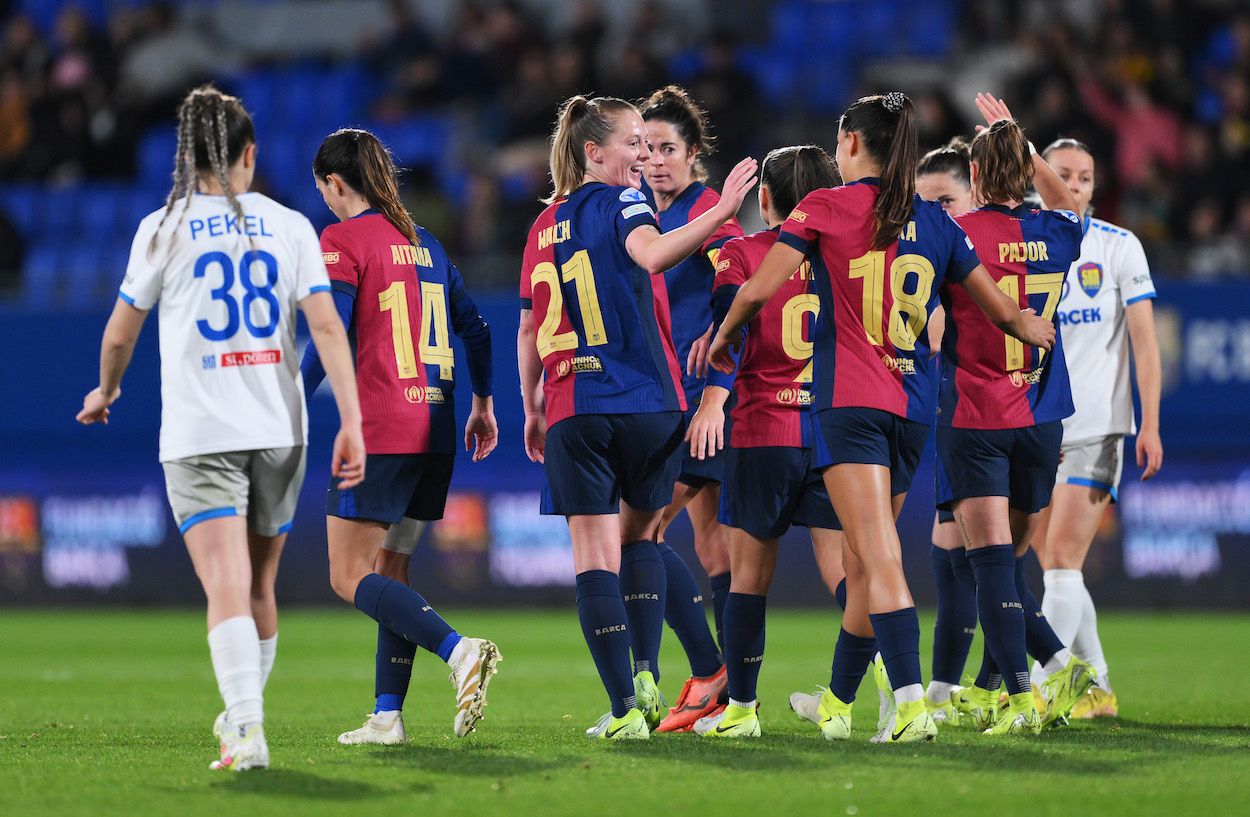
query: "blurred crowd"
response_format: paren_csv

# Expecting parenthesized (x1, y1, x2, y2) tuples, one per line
(0, 0, 1247, 293)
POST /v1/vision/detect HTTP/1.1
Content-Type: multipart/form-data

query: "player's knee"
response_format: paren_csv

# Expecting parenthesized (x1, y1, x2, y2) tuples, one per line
(329, 564, 367, 603)
(1042, 537, 1088, 571)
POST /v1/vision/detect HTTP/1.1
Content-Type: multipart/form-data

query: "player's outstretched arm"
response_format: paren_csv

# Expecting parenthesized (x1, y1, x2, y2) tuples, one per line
(958, 264, 1056, 351)
(974, 93, 1079, 215)
(302, 290, 365, 489)
(626, 157, 757, 275)
(708, 240, 804, 372)
(77, 298, 148, 425)
(517, 308, 546, 464)
(1127, 299, 1163, 480)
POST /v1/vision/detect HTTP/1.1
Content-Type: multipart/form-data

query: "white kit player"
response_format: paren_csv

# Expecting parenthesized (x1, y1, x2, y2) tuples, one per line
(76, 86, 365, 771)
(1030, 138, 1164, 718)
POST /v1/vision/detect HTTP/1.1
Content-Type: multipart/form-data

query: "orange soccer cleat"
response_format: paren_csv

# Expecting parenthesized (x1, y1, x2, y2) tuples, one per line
(655, 665, 728, 733)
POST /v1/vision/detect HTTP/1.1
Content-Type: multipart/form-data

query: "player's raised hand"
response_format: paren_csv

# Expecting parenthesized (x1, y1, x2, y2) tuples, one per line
(716, 157, 759, 217)
(1017, 307, 1056, 351)
(524, 413, 547, 464)
(1136, 426, 1163, 481)
(974, 92, 1015, 131)
(687, 324, 713, 378)
(76, 386, 118, 425)
(465, 400, 499, 462)
(331, 424, 366, 489)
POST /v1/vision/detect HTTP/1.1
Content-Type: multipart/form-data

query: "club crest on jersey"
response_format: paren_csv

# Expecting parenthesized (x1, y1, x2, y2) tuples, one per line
(619, 188, 647, 203)
(1078, 262, 1103, 298)
(880, 355, 916, 376)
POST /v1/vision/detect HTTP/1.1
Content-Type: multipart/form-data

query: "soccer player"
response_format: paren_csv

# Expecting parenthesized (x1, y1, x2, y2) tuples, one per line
(1028, 138, 1164, 718)
(639, 85, 744, 732)
(518, 95, 756, 740)
(301, 128, 501, 743)
(915, 139, 980, 723)
(77, 86, 365, 771)
(709, 92, 1055, 743)
(937, 94, 1094, 735)
(678, 144, 842, 738)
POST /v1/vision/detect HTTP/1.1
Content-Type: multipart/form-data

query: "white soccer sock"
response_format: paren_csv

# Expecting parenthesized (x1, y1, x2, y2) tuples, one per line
(894, 683, 924, 705)
(729, 697, 757, 710)
(1032, 569, 1086, 686)
(208, 616, 264, 727)
(259, 632, 278, 690)
(1073, 585, 1112, 690)
(926, 680, 956, 705)
(1043, 648, 1072, 676)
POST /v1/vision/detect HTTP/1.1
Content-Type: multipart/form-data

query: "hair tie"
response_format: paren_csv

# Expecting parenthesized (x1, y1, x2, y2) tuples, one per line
(882, 92, 907, 114)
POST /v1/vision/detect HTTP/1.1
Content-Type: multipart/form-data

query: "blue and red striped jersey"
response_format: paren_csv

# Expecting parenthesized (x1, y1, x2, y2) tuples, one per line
(322, 212, 491, 454)
(939, 204, 1080, 429)
(778, 179, 981, 423)
(714, 228, 817, 448)
(520, 183, 686, 427)
(659, 181, 743, 405)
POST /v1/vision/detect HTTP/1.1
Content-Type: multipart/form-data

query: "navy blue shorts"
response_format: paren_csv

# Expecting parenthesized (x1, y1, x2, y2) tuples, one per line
(937, 508, 956, 524)
(541, 412, 686, 516)
(677, 406, 727, 488)
(812, 407, 930, 497)
(935, 421, 1063, 514)
(327, 453, 454, 524)
(719, 446, 841, 540)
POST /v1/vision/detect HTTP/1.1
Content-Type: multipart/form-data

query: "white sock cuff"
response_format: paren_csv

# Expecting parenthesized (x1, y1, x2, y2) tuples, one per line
(208, 616, 260, 647)
(1043, 569, 1085, 587)
(729, 698, 757, 710)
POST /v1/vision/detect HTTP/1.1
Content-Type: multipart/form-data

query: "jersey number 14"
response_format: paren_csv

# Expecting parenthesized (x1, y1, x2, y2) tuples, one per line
(378, 280, 454, 380)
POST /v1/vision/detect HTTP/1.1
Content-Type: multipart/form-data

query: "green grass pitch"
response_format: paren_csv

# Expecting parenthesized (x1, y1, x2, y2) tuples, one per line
(2, 608, 1248, 816)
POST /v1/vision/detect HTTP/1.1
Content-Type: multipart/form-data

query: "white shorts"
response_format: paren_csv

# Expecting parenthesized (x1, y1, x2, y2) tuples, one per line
(162, 446, 306, 536)
(1055, 435, 1123, 500)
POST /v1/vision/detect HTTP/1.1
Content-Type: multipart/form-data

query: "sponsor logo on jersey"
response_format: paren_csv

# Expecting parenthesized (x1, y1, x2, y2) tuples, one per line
(556, 355, 604, 377)
(201, 355, 217, 370)
(322, 251, 340, 265)
(404, 385, 446, 404)
(1059, 307, 1102, 326)
(220, 350, 281, 367)
(716, 258, 732, 273)
(788, 208, 808, 223)
(776, 387, 813, 406)
(621, 202, 654, 220)
(1078, 262, 1103, 298)
(619, 188, 647, 203)
(1008, 368, 1044, 388)
(881, 355, 917, 375)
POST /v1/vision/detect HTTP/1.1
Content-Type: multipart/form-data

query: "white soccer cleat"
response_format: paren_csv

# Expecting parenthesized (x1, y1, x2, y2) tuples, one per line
(873, 655, 896, 733)
(448, 637, 501, 737)
(338, 711, 407, 746)
(210, 716, 269, 771)
(789, 690, 823, 724)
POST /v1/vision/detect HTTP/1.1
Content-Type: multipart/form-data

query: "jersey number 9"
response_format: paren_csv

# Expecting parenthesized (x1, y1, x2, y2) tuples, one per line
(781, 293, 819, 383)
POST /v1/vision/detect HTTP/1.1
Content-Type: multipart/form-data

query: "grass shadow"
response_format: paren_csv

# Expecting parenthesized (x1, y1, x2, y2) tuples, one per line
(348, 740, 570, 777)
(206, 768, 384, 800)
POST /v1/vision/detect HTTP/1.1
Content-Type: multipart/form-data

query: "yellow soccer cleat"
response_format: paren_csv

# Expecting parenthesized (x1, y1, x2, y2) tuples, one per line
(694, 703, 761, 738)
(983, 691, 1042, 736)
(1041, 656, 1098, 727)
(815, 687, 853, 741)
(1071, 687, 1119, 719)
(952, 685, 999, 732)
(872, 699, 937, 744)
(586, 708, 650, 740)
(633, 670, 664, 730)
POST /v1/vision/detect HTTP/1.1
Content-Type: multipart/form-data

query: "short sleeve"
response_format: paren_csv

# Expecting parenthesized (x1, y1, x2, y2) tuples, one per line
(290, 215, 331, 301)
(942, 211, 980, 285)
(611, 186, 660, 249)
(1116, 231, 1156, 305)
(777, 189, 829, 254)
(520, 225, 537, 308)
(118, 215, 163, 310)
(1042, 209, 1084, 267)
(714, 237, 749, 289)
(316, 223, 357, 299)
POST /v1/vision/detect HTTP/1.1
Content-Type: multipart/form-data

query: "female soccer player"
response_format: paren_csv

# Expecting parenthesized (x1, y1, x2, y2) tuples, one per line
(77, 86, 365, 771)
(709, 92, 1055, 743)
(680, 144, 843, 738)
(301, 128, 501, 744)
(1029, 138, 1163, 718)
(518, 95, 756, 739)
(914, 139, 981, 722)
(640, 85, 743, 732)
(936, 94, 1093, 735)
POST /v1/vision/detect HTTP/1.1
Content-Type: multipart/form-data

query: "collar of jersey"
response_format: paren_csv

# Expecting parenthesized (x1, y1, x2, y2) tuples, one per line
(979, 202, 1033, 218)
(350, 208, 380, 220)
(669, 181, 704, 209)
(1081, 211, 1091, 237)
(846, 176, 880, 187)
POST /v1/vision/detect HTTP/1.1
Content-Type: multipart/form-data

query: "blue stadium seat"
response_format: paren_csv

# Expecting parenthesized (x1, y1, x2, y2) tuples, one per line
(78, 185, 127, 240)
(65, 246, 104, 309)
(39, 186, 84, 237)
(0, 184, 40, 237)
(22, 244, 64, 309)
(138, 128, 179, 188)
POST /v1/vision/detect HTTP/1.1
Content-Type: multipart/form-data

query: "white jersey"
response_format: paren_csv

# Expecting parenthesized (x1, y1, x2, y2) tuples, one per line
(119, 192, 331, 461)
(1056, 215, 1156, 443)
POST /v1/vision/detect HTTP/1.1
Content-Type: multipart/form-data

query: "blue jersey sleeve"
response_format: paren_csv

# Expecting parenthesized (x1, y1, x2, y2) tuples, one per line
(705, 282, 742, 390)
(447, 263, 493, 397)
(1042, 209, 1084, 267)
(611, 186, 660, 251)
(939, 207, 980, 284)
(299, 280, 356, 399)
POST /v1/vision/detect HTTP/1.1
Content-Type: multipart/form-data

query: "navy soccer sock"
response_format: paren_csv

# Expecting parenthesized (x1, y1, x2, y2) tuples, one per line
(657, 542, 722, 677)
(968, 545, 1030, 695)
(828, 628, 877, 703)
(949, 546, 976, 593)
(354, 574, 457, 656)
(374, 623, 417, 713)
(869, 607, 923, 692)
(575, 570, 636, 718)
(834, 578, 847, 611)
(931, 546, 977, 685)
(710, 571, 732, 654)
(1016, 555, 1065, 666)
(723, 593, 767, 703)
(974, 641, 1002, 691)
(620, 540, 667, 679)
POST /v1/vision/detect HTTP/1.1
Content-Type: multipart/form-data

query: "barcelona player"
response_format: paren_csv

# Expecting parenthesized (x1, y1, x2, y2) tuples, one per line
(938, 94, 1094, 734)
(677, 145, 842, 738)
(710, 92, 1055, 743)
(1028, 138, 1163, 718)
(518, 95, 756, 740)
(300, 128, 501, 743)
(77, 86, 365, 771)
(639, 85, 744, 732)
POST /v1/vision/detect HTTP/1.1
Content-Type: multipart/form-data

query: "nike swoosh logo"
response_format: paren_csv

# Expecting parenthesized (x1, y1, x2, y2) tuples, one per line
(605, 723, 627, 738)
(890, 724, 909, 741)
(673, 694, 711, 713)
(715, 725, 736, 733)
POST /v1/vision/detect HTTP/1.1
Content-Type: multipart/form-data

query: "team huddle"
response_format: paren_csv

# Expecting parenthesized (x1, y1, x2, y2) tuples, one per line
(77, 78, 1162, 768)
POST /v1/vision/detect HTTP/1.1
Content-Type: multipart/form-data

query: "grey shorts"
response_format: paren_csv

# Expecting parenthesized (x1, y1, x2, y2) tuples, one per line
(1055, 435, 1123, 500)
(162, 446, 307, 536)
